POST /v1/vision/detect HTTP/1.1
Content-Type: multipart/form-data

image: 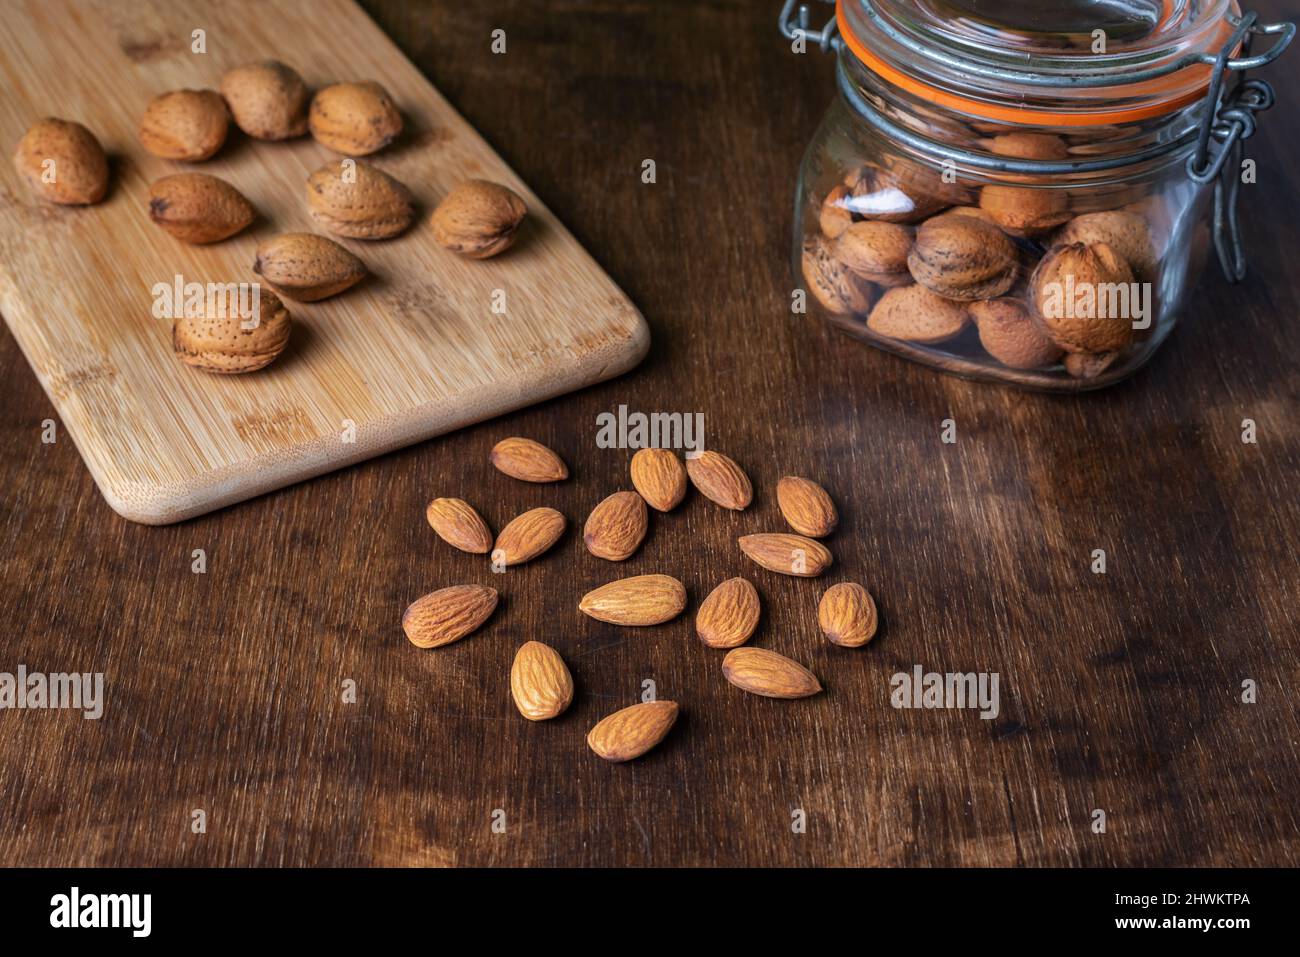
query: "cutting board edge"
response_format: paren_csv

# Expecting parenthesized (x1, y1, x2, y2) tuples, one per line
(84, 313, 650, 525)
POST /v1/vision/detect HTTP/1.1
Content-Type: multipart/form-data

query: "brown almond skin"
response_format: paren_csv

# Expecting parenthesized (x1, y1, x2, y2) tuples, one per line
(431, 180, 528, 259)
(739, 533, 833, 578)
(425, 497, 493, 554)
(1030, 241, 1136, 353)
(402, 584, 498, 649)
(802, 236, 877, 316)
(818, 582, 878, 648)
(490, 437, 568, 482)
(722, 648, 822, 699)
(579, 574, 686, 626)
(696, 577, 760, 649)
(309, 81, 402, 156)
(12, 118, 108, 205)
(149, 173, 254, 244)
(867, 285, 969, 344)
(776, 476, 837, 538)
(833, 220, 912, 287)
(970, 298, 1063, 370)
(587, 701, 679, 762)
(139, 89, 229, 161)
(306, 160, 415, 240)
(510, 641, 574, 721)
(172, 290, 290, 375)
(630, 448, 687, 512)
(988, 133, 1069, 161)
(584, 491, 648, 562)
(220, 60, 310, 140)
(907, 215, 1018, 301)
(685, 451, 752, 510)
(493, 507, 566, 566)
(253, 233, 367, 301)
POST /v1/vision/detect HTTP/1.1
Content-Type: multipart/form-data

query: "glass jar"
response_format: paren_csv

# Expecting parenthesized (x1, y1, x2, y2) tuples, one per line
(789, 1, 1294, 389)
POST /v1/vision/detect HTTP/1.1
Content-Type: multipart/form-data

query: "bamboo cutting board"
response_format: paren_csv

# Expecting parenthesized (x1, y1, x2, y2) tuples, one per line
(0, 0, 648, 524)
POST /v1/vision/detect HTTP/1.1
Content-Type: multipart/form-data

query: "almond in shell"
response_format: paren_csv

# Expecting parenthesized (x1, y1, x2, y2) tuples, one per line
(138, 89, 229, 161)
(425, 497, 493, 554)
(306, 160, 415, 240)
(696, 577, 760, 649)
(172, 289, 290, 374)
(907, 214, 1018, 301)
(629, 448, 687, 512)
(309, 81, 402, 156)
(834, 220, 913, 287)
(584, 491, 648, 562)
(866, 285, 969, 344)
(776, 476, 837, 538)
(402, 584, 498, 649)
(818, 582, 878, 647)
(1055, 210, 1157, 281)
(738, 533, 833, 578)
(220, 60, 310, 140)
(802, 236, 877, 316)
(253, 233, 366, 301)
(493, 507, 565, 566)
(510, 641, 574, 721)
(722, 648, 822, 699)
(490, 437, 568, 482)
(587, 700, 679, 762)
(819, 184, 854, 238)
(579, 574, 686, 626)
(969, 298, 1063, 370)
(431, 180, 528, 259)
(685, 450, 752, 511)
(1029, 241, 1136, 353)
(12, 118, 108, 205)
(149, 173, 254, 244)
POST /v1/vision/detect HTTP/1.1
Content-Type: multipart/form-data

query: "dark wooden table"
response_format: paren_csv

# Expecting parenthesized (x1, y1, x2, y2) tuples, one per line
(2, 0, 1298, 867)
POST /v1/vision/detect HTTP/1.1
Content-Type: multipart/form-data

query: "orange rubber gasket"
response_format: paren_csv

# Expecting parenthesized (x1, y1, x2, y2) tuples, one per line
(836, 0, 1237, 126)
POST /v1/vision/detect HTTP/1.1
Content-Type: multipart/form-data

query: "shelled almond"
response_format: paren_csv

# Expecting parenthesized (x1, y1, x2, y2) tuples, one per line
(490, 437, 568, 483)
(685, 451, 752, 510)
(583, 491, 648, 561)
(493, 507, 566, 566)
(696, 577, 760, 649)
(722, 648, 822, 699)
(587, 701, 679, 762)
(629, 448, 687, 512)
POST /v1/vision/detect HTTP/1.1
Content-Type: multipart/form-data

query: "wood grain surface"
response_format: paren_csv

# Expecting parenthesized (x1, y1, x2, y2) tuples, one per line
(1, 0, 1297, 867)
(0, 0, 646, 524)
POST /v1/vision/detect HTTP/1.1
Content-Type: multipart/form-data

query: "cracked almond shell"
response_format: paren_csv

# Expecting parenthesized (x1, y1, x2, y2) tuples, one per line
(309, 81, 402, 156)
(253, 233, 367, 301)
(12, 118, 108, 205)
(306, 160, 415, 240)
(149, 173, 254, 244)
(172, 289, 291, 374)
(138, 89, 229, 161)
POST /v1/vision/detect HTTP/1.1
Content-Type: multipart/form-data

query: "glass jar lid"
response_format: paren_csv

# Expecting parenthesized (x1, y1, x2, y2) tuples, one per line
(838, 0, 1245, 125)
